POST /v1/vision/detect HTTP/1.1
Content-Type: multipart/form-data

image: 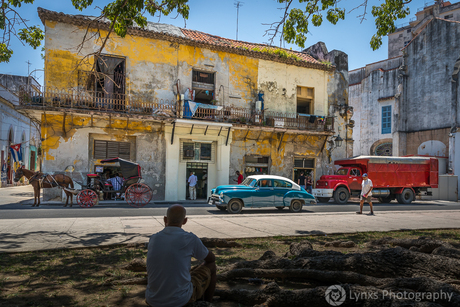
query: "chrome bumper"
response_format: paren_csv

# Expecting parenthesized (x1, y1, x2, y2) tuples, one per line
(313, 188, 334, 198)
(208, 194, 226, 206)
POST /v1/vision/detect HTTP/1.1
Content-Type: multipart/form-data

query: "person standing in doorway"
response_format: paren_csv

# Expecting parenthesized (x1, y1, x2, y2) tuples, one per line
(188, 171, 198, 200)
(357, 173, 374, 215)
(201, 171, 208, 199)
(306, 175, 313, 194)
(233, 171, 244, 184)
(298, 171, 306, 190)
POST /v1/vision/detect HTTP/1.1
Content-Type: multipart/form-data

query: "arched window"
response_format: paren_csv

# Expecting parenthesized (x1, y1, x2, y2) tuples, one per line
(375, 142, 393, 156)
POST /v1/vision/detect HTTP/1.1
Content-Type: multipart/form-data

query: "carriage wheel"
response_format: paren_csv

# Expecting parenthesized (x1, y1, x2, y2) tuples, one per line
(125, 183, 153, 208)
(76, 189, 98, 208)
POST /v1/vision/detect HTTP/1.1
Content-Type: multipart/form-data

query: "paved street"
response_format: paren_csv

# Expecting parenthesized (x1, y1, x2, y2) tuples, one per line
(1, 186, 460, 219)
(0, 185, 460, 253)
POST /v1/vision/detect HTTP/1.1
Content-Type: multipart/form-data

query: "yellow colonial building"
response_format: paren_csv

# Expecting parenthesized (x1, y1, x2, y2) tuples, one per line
(17, 8, 352, 201)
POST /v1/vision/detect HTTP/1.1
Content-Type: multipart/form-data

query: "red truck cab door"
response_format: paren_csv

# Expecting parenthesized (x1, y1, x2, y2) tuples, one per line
(348, 168, 362, 190)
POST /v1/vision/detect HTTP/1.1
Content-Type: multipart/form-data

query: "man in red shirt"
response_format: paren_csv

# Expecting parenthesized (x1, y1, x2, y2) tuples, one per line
(234, 171, 244, 184)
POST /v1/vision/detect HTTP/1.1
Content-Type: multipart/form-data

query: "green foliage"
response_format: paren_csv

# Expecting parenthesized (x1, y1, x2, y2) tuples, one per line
(241, 45, 302, 61)
(281, 0, 410, 50)
(0, 0, 189, 63)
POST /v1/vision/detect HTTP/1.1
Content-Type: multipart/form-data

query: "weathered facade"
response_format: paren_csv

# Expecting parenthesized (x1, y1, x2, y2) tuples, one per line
(350, 3, 460, 197)
(0, 75, 41, 187)
(16, 8, 350, 201)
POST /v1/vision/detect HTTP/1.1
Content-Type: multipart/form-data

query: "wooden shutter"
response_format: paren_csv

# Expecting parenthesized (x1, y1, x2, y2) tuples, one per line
(94, 140, 108, 159)
(94, 140, 130, 159)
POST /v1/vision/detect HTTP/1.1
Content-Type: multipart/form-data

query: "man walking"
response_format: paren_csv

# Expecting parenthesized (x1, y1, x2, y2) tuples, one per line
(357, 173, 374, 215)
(233, 170, 244, 184)
(188, 171, 198, 200)
(146, 205, 216, 306)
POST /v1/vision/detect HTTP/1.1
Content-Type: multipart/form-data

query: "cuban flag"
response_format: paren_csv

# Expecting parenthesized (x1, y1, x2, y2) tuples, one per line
(9, 144, 23, 163)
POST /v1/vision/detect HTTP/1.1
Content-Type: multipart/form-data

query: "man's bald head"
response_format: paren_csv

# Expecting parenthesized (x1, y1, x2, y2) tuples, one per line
(165, 204, 187, 227)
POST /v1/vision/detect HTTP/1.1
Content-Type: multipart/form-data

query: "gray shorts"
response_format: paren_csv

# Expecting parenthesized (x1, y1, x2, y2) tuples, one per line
(360, 195, 372, 202)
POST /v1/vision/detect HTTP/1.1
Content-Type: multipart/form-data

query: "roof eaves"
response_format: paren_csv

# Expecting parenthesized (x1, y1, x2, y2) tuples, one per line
(37, 7, 334, 72)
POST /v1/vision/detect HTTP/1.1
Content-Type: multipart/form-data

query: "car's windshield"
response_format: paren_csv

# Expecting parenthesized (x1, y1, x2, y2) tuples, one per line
(336, 168, 348, 175)
(242, 178, 257, 187)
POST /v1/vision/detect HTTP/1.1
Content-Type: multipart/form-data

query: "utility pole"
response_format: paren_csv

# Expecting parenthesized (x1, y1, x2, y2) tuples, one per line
(234, 1, 244, 40)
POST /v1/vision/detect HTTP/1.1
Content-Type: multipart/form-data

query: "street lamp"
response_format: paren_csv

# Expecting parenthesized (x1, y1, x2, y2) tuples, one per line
(332, 134, 343, 148)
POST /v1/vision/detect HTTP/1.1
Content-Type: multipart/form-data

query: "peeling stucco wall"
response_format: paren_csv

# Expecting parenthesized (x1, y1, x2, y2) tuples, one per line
(40, 113, 165, 201)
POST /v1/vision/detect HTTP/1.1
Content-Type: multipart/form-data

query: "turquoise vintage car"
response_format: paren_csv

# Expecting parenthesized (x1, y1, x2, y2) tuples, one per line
(208, 175, 316, 214)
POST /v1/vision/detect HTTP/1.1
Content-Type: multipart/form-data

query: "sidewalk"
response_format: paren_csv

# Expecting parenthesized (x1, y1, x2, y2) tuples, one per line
(1, 209, 460, 253)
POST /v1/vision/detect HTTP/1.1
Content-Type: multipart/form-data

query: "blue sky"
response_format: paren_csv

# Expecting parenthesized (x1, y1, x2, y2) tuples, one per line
(1, 0, 423, 84)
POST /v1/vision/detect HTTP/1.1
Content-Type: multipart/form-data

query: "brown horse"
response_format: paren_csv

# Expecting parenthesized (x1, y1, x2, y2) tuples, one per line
(14, 168, 74, 207)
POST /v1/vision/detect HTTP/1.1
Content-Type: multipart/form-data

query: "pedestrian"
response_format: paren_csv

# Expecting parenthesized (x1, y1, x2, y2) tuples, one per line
(146, 205, 217, 306)
(233, 170, 244, 184)
(297, 171, 306, 190)
(357, 173, 374, 215)
(306, 175, 313, 194)
(201, 170, 208, 199)
(188, 171, 198, 200)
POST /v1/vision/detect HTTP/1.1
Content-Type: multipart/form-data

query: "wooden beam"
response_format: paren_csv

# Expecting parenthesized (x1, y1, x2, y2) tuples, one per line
(62, 112, 67, 138)
(171, 122, 176, 145)
(218, 126, 223, 136)
(226, 127, 231, 146)
(204, 125, 208, 135)
(190, 124, 194, 134)
(277, 131, 285, 152)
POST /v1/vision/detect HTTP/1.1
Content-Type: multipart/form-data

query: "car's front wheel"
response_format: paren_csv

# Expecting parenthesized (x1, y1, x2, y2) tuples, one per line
(227, 199, 243, 214)
(289, 200, 303, 213)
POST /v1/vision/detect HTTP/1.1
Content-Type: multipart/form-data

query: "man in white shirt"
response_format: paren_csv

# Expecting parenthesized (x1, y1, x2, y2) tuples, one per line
(188, 171, 198, 200)
(357, 173, 374, 215)
(146, 205, 216, 306)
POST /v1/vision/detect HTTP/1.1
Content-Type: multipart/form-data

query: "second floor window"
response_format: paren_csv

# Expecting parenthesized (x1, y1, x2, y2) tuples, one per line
(382, 105, 391, 134)
(192, 70, 215, 104)
(95, 55, 126, 97)
(296, 86, 314, 114)
(94, 140, 131, 160)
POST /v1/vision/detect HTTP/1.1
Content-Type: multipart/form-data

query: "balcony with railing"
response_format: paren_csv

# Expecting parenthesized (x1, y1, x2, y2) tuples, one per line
(18, 87, 334, 132)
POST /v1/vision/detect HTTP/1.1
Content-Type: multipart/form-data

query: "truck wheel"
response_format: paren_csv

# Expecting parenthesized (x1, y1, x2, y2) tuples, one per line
(317, 197, 330, 203)
(227, 199, 243, 214)
(396, 189, 415, 204)
(289, 200, 303, 212)
(378, 196, 393, 203)
(334, 187, 350, 204)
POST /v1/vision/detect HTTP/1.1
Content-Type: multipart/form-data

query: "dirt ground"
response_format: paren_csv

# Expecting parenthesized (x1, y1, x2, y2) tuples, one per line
(1, 229, 460, 307)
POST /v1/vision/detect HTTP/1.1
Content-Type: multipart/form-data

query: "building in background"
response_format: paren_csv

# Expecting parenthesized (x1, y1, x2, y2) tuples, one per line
(350, 0, 460, 199)
(16, 8, 351, 202)
(0, 74, 41, 187)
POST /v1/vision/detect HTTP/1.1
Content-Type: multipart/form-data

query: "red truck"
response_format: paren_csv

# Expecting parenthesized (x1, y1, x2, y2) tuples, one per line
(313, 156, 438, 204)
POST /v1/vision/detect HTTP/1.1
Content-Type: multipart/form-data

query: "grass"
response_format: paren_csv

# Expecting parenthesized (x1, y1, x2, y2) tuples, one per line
(1, 229, 460, 306)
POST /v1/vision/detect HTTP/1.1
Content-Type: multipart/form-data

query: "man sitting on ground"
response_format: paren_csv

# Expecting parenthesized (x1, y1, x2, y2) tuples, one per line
(146, 205, 216, 307)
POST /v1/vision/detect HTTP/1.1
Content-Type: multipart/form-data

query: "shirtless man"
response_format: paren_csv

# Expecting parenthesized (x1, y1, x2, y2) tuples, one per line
(146, 205, 216, 306)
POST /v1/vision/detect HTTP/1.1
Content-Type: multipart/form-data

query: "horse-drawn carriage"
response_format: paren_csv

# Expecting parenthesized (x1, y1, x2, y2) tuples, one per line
(75, 158, 153, 208)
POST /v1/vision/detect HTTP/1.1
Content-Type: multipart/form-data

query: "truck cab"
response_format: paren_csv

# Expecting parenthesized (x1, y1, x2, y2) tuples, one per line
(314, 166, 364, 204)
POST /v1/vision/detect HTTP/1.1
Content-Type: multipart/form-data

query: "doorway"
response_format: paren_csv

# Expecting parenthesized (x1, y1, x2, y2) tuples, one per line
(292, 158, 315, 189)
(186, 162, 208, 199)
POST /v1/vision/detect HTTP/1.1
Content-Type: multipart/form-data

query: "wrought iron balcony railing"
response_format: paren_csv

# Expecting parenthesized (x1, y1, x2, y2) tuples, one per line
(18, 88, 334, 132)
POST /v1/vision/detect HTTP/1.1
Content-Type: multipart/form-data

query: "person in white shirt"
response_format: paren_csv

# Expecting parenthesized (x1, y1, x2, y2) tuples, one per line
(146, 205, 216, 306)
(188, 171, 198, 200)
(357, 173, 374, 215)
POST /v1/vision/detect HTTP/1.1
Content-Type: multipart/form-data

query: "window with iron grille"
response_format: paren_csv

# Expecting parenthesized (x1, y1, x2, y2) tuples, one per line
(94, 140, 130, 160)
(382, 106, 392, 134)
(181, 141, 215, 162)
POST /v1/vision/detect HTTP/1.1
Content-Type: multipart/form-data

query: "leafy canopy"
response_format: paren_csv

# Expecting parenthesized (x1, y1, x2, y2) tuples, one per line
(1, 0, 411, 63)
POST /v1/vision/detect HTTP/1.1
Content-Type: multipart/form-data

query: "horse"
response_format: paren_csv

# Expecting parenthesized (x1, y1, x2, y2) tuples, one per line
(14, 168, 74, 207)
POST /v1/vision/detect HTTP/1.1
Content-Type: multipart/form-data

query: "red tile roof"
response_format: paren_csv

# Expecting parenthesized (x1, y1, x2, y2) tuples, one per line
(181, 29, 321, 65)
(37, 7, 331, 71)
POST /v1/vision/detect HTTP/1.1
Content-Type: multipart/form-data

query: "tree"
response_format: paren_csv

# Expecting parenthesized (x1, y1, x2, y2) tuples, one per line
(0, 0, 190, 63)
(1, 0, 411, 63)
(266, 0, 411, 50)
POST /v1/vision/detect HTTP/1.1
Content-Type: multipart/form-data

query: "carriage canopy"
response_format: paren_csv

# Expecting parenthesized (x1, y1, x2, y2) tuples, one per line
(100, 158, 141, 180)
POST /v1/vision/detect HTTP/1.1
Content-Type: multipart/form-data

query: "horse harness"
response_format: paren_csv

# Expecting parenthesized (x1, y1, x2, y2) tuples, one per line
(29, 172, 61, 188)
